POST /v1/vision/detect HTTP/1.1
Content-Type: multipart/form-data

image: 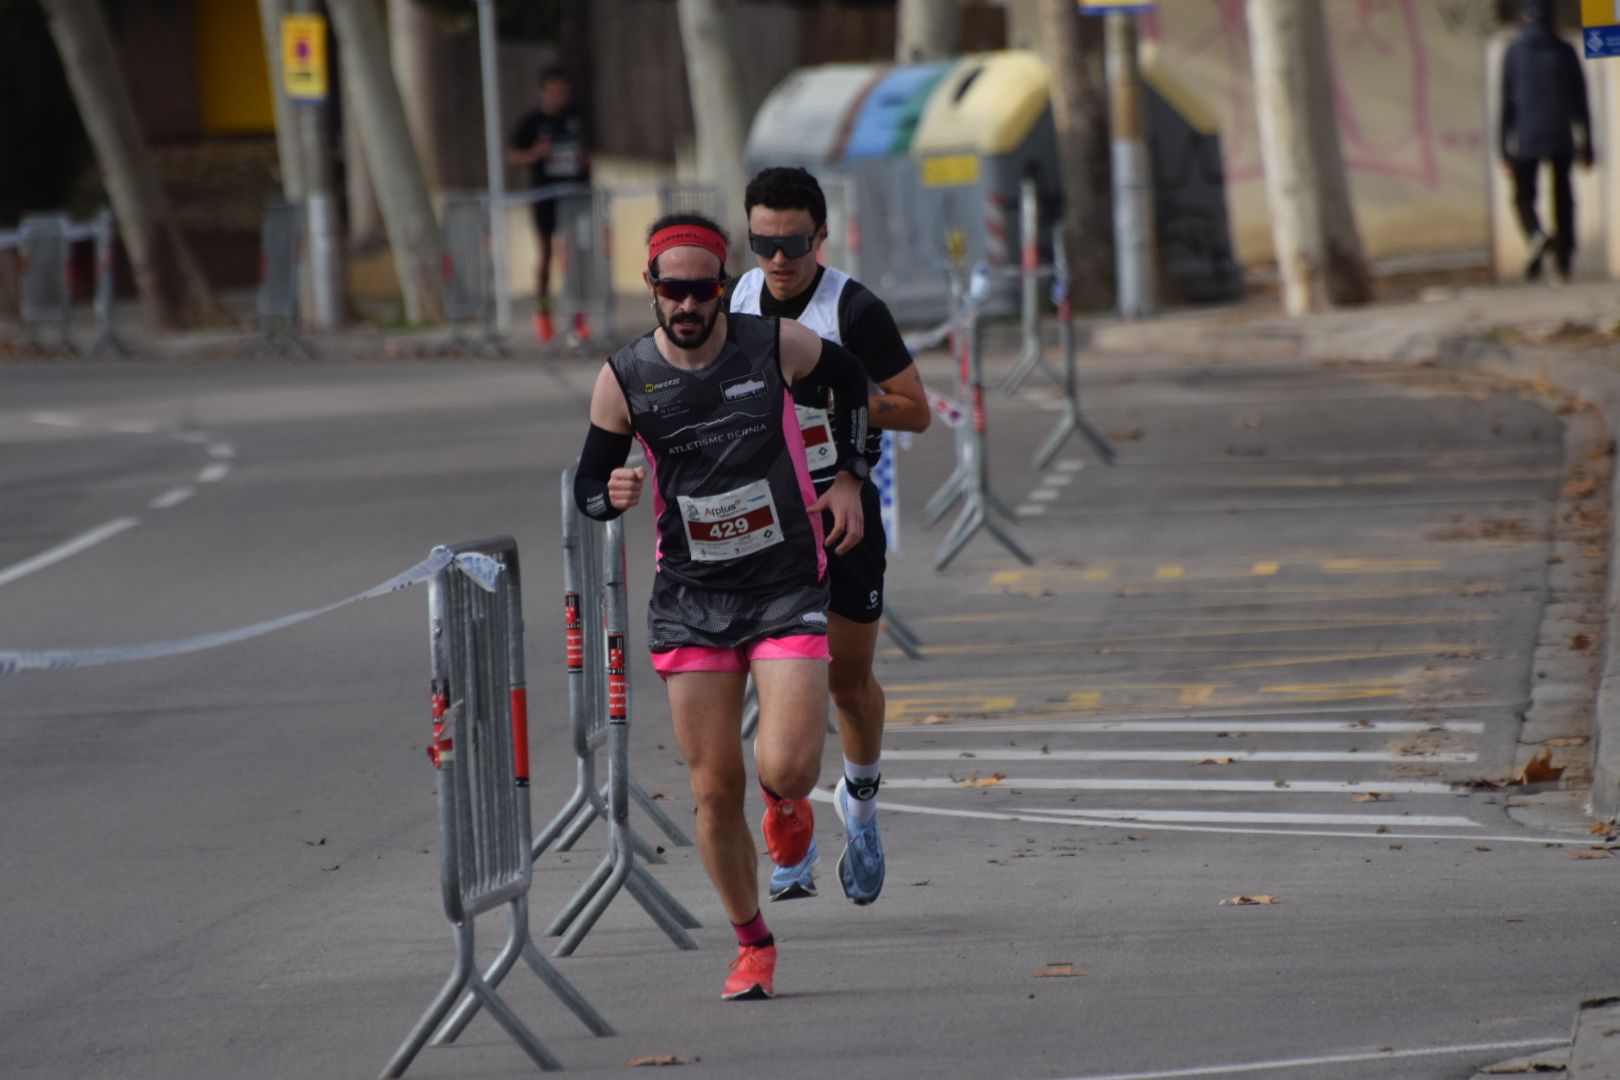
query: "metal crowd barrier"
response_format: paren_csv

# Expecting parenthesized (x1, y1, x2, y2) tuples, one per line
(1035, 223, 1115, 470)
(541, 511, 699, 958)
(382, 537, 611, 1079)
(1000, 177, 1063, 396)
(534, 472, 694, 866)
(257, 199, 312, 358)
(556, 189, 612, 344)
(441, 192, 501, 354)
(2, 210, 126, 357)
(926, 264, 1035, 571)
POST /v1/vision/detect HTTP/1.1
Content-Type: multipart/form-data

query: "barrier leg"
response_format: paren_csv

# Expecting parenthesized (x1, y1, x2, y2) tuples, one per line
(881, 607, 926, 660)
(380, 959, 469, 1079)
(544, 851, 614, 937)
(551, 851, 633, 957)
(630, 778, 694, 847)
(467, 972, 562, 1072)
(433, 896, 613, 1046)
(627, 861, 702, 930)
(532, 770, 591, 858)
(624, 864, 701, 942)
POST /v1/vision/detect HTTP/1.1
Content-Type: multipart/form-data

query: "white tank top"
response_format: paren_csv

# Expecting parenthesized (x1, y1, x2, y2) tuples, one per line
(729, 266, 849, 345)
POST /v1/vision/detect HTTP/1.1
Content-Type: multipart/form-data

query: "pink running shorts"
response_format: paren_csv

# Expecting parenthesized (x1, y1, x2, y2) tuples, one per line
(650, 633, 830, 678)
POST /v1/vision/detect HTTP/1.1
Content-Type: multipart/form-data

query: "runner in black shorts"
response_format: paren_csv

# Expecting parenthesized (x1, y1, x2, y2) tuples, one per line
(729, 166, 932, 907)
(574, 212, 873, 1001)
(508, 67, 590, 343)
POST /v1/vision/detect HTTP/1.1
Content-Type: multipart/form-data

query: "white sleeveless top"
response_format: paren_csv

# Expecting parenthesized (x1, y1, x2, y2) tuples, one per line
(730, 266, 851, 479)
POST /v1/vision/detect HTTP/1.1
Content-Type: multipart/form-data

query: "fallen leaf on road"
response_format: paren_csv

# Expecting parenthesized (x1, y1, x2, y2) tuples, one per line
(1560, 477, 1598, 500)
(1220, 895, 1277, 906)
(1571, 633, 1593, 651)
(1515, 748, 1564, 785)
(1239, 416, 1263, 429)
(917, 714, 950, 725)
(956, 773, 1006, 788)
(1569, 849, 1615, 860)
(911, 879, 930, 887)
(1548, 736, 1590, 748)
(1353, 793, 1385, 803)
(1273, 779, 1290, 788)
(1109, 428, 1145, 442)
(1589, 822, 1615, 837)
(1032, 963, 1083, 977)
(1193, 757, 1235, 765)
(628, 1055, 697, 1067)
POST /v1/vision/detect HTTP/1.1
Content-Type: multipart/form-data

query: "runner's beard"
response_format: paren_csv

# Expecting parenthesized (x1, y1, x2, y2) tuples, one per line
(657, 303, 720, 350)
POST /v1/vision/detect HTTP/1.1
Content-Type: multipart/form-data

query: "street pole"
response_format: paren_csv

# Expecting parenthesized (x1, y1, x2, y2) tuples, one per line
(474, 0, 512, 334)
(1105, 9, 1154, 318)
(294, 0, 344, 330)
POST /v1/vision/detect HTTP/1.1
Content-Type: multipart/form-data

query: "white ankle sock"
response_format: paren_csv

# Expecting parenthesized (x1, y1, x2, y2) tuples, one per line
(843, 755, 881, 826)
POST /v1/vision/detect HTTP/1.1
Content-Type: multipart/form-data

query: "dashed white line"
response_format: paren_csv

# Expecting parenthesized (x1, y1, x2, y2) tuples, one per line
(28, 411, 82, 428)
(882, 777, 1460, 794)
(1016, 504, 1049, 518)
(207, 443, 235, 459)
(198, 463, 231, 483)
(1029, 488, 1061, 501)
(895, 719, 1485, 735)
(149, 487, 196, 510)
(1055, 459, 1085, 472)
(1052, 1036, 1567, 1080)
(1039, 807, 1480, 828)
(884, 749, 1477, 764)
(1041, 472, 1075, 487)
(111, 420, 158, 435)
(0, 518, 140, 588)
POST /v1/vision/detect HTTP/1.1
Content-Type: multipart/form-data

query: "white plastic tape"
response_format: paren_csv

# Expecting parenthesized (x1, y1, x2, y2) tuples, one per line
(0, 547, 499, 675)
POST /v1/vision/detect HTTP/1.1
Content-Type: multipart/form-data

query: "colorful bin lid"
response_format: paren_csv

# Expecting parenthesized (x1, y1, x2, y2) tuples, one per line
(911, 50, 1050, 158)
(843, 61, 953, 160)
(746, 63, 886, 168)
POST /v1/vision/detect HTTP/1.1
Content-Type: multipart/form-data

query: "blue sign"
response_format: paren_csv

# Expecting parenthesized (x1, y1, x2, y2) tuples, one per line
(1585, 25, 1620, 58)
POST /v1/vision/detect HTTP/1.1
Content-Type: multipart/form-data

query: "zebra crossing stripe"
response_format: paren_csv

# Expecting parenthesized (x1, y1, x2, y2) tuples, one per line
(1037, 808, 1480, 828)
(881, 777, 1460, 794)
(883, 749, 1477, 764)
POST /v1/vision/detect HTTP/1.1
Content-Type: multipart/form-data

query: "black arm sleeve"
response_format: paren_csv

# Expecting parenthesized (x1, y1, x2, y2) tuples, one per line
(795, 340, 870, 474)
(574, 423, 633, 521)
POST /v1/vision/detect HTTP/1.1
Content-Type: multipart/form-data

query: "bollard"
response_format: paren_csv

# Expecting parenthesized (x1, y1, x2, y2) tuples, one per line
(19, 214, 73, 355)
(85, 209, 130, 359)
(257, 200, 313, 359)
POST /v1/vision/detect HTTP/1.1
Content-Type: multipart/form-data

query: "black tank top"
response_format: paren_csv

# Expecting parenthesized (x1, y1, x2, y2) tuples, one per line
(607, 314, 825, 596)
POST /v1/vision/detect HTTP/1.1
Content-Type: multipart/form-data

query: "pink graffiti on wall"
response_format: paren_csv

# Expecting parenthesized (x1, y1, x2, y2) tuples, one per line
(1141, 0, 1484, 192)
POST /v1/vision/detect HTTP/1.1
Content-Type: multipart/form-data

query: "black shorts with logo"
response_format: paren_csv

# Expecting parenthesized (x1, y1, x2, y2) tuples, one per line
(823, 480, 887, 624)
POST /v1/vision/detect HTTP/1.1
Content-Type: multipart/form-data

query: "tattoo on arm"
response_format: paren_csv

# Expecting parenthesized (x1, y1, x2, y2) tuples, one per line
(875, 398, 899, 414)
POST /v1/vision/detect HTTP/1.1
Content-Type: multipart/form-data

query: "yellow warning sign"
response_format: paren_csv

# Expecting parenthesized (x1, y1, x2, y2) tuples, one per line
(282, 14, 328, 102)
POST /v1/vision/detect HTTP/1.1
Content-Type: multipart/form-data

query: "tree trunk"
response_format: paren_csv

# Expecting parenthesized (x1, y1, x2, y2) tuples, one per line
(342, 54, 385, 250)
(896, 0, 958, 62)
(1247, 0, 1372, 314)
(256, 0, 307, 201)
(326, 0, 443, 322)
(390, 0, 443, 193)
(675, 0, 749, 271)
(1037, 0, 1114, 311)
(41, 0, 225, 330)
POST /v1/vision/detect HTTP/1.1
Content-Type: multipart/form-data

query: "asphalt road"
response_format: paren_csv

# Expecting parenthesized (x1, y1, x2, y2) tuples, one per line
(1, 341, 1615, 1080)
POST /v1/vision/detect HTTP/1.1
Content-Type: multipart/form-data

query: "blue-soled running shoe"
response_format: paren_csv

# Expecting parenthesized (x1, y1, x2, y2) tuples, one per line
(833, 778, 885, 905)
(768, 836, 819, 902)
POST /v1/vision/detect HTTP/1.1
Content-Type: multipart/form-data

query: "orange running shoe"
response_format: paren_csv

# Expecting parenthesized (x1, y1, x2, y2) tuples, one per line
(761, 787, 814, 867)
(722, 943, 776, 1001)
(534, 311, 556, 343)
(571, 311, 592, 342)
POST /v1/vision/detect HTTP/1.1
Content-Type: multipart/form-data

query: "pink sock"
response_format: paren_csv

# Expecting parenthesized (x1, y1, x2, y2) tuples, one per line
(732, 911, 772, 947)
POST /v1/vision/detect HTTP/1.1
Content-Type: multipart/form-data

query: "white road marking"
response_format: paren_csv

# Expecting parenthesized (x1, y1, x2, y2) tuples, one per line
(884, 749, 1476, 764)
(805, 791, 1583, 845)
(896, 719, 1485, 735)
(1038, 807, 1480, 828)
(1030, 488, 1061, 501)
(198, 462, 231, 483)
(149, 487, 195, 510)
(882, 777, 1460, 794)
(1042, 472, 1075, 487)
(28, 411, 82, 428)
(0, 518, 139, 588)
(1056, 459, 1085, 472)
(207, 443, 235, 459)
(1016, 504, 1048, 517)
(1052, 1036, 1567, 1080)
(111, 420, 158, 435)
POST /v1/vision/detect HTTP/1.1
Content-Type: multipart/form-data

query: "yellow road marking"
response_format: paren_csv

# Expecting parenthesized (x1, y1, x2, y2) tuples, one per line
(1252, 561, 1280, 576)
(885, 694, 1018, 724)
(1155, 566, 1185, 579)
(1261, 679, 1406, 701)
(1319, 558, 1445, 573)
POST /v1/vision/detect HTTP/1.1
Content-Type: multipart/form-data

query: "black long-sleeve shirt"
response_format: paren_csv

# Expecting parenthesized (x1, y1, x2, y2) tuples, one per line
(1500, 23, 1591, 162)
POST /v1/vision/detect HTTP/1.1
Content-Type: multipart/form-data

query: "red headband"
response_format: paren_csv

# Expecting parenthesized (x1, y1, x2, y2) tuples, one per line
(648, 225, 728, 271)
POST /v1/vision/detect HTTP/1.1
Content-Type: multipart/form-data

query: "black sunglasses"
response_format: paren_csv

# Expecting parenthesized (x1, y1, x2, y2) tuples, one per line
(651, 277, 727, 303)
(748, 231, 818, 260)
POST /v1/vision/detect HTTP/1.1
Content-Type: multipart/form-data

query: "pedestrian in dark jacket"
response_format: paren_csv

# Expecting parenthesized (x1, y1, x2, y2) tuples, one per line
(1500, 0, 1593, 282)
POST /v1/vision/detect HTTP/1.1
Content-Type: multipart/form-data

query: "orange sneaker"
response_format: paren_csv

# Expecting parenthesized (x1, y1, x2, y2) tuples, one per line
(571, 312, 592, 342)
(534, 311, 555, 343)
(761, 787, 814, 867)
(722, 943, 776, 1001)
